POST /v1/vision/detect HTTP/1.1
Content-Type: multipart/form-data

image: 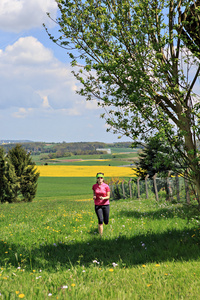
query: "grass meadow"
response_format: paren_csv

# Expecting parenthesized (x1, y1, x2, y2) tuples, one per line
(1, 175, 200, 299)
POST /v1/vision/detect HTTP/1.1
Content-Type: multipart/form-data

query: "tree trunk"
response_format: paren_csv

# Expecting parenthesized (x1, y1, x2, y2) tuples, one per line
(181, 113, 200, 205)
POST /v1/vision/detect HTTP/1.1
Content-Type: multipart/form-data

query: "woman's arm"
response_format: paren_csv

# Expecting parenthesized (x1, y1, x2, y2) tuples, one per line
(100, 191, 110, 200)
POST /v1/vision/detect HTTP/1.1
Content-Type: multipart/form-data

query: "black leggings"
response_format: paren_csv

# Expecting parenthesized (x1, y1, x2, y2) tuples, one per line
(95, 205, 110, 225)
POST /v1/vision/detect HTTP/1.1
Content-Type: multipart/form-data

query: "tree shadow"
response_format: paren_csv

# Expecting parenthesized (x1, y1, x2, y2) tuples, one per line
(1, 227, 199, 271)
(119, 206, 190, 220)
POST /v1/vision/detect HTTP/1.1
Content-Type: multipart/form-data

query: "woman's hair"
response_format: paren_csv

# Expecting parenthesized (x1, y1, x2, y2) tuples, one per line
(96, 172, 104, 178)
(96, 172, 104, 183)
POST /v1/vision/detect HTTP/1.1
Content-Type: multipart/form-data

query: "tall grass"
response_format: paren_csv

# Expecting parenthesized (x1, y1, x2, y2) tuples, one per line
(0, 178, 200, 299)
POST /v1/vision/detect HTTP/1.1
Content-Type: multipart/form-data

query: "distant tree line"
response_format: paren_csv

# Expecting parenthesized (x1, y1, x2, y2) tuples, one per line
(1, 141, 135, 158)
(0, 145, 40, 203)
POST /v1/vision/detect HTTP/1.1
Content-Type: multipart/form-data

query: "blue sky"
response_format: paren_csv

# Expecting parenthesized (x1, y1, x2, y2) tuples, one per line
(0, 0, 130, 143)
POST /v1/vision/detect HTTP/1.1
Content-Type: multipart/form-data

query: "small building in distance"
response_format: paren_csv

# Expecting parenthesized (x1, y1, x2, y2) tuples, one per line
(96, 148, 111, 154)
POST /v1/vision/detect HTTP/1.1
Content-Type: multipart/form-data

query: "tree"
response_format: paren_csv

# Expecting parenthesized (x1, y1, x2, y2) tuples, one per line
(135, 135, 174, 179)
(3, 159, 19, 203)
(135, 135, 184, 201)
(0, 147, 6, 202)
(0, 147, 18, 203)
(8, 144, 40, 202)
(45, 0, 200, 202)
(181, 0, 200, 59)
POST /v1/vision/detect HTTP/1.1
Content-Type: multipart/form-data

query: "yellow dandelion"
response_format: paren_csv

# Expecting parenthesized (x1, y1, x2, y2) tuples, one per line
(109, 269, 114, 272)
(142, 265, 146, 268)
(18, 294, 25, 298)
(16, 291, 20, 294)
(155, 264, 160, 267)
(71, 283, 76, 287)
(147, 284, 152, 287)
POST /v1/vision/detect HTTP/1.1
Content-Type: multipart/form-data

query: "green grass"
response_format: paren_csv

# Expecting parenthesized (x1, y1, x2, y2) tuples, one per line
(1, 178, 200, 299)
(37, 177, 94, 200)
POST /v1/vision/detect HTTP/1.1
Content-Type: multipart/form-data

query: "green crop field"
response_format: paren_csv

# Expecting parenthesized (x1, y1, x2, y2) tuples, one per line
(31, 149, 139, 166)
(1, 177, 200, 299)
(110, 147, 139, 153)
(46, 160, 129, 166)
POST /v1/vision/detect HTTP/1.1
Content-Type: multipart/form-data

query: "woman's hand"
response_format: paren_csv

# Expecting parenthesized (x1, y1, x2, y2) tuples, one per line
(93, 195, 96, 200)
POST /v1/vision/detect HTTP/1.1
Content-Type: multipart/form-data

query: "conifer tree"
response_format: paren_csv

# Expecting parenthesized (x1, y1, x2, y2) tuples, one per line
(136, 135, 179, 179)
(20, 164, 40, 202)
(0, 147, 18, 203)
(0, 147, 6, 202)
(8, 144, 40, 202)
(4, 159, 19, 203)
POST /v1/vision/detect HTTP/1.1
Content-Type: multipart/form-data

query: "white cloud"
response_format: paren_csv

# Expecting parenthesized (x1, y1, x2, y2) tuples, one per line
(13, 107, 33, 118)
(0, 36, 92, 116)
(42, 96, 51, 109)
(4, 36, 54, 64)
(85, 99, 100, 110)
(0, 0, 57, 33)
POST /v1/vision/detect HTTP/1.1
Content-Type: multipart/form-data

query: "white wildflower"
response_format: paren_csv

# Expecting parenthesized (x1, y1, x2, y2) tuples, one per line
(93, 260, 100, 264)
(112, 263, 118, 267)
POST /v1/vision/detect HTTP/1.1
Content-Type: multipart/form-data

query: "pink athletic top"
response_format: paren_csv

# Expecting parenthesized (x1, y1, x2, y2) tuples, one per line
(92, 182, 110, 205)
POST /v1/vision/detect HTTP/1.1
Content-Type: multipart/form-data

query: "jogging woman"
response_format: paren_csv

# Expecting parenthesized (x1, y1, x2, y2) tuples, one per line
(92, 172, 110, 236)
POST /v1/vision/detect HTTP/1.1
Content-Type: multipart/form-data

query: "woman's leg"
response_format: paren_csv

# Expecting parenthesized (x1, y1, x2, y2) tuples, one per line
(98, 224, 103, 236)
(95, 206, 103, 236)
(102, 205, 110, 225)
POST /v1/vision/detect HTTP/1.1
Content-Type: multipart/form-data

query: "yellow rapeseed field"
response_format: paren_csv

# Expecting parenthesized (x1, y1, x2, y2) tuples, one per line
(36, 165, 137, 177)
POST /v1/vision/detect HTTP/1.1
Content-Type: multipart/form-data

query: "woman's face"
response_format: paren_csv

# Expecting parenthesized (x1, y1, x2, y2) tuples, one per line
(97, 177, 104, 184)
